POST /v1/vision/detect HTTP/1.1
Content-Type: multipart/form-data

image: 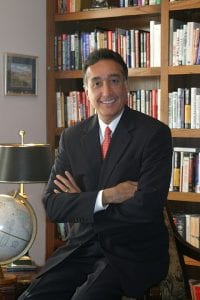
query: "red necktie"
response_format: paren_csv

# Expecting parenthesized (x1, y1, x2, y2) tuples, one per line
(101, 126, 112, 159)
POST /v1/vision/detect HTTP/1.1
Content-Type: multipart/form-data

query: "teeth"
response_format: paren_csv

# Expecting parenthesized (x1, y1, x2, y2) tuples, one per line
(102, 99, 115, 104)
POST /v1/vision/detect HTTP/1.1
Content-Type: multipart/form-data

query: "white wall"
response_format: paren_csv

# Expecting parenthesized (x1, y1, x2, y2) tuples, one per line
(0, 0, 46, 266)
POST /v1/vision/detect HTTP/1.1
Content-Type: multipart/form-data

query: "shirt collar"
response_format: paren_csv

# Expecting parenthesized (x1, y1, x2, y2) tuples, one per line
(98, 109, 124, 141)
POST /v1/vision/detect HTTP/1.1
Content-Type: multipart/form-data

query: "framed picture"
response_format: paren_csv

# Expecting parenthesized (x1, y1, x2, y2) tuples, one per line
(91, 0, 108, 8)
(4, 53, 37, 96)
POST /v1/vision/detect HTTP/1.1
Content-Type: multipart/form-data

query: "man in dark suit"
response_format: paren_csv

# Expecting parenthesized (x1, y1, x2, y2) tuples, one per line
(19, 49, 172, 300)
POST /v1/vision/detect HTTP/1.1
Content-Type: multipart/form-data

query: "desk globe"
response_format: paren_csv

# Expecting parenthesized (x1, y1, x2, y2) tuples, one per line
(0, 193, 37, 284)
(0, 130, 51, 285)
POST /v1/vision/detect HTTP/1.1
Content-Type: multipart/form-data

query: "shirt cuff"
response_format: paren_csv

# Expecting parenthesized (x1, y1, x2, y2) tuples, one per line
(94, 190, 108, 213)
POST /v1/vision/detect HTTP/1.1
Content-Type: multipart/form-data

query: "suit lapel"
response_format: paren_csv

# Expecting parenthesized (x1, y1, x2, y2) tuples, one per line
(80, 115, 102, 187)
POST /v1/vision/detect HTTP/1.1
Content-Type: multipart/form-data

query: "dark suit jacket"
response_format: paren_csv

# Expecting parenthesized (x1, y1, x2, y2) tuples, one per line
(42, 105, 172, 296)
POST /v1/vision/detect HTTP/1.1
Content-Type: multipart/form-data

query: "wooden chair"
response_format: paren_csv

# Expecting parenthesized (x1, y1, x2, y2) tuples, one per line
(122, 205, 200, 300)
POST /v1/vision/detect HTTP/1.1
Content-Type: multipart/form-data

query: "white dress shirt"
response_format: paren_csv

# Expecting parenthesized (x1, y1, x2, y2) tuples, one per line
(94, 110, 123, 213)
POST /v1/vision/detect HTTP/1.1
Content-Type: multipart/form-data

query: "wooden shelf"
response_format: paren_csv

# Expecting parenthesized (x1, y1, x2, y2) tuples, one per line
(169, 0, 200, 11)
(55, 5, 161, 22)
(168, 192, 200, 203)
(54, 67, 161, 79)
(168, 65, 200, 75)
(171, 129, 200, 138)
(128, 67, 160, 77)
(55, 70, 83, 79)
(184, 256, 200, 267)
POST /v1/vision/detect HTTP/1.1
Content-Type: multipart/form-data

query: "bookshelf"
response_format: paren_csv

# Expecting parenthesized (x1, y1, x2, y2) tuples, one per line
(46, 0, 200, 273)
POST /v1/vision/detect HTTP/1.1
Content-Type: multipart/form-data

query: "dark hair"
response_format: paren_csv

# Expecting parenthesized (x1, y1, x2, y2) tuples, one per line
(83, 48, 128, 86)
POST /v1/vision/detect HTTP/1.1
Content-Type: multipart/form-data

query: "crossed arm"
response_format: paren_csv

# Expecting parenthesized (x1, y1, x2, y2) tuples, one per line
(54, 171, 138, 206)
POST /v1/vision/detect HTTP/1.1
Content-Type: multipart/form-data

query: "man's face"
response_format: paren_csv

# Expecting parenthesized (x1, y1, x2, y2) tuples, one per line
(84, 59, 128, 124)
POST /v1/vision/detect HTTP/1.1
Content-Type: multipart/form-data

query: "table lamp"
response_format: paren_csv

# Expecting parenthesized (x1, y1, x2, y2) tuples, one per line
(0, 130, 52, 285)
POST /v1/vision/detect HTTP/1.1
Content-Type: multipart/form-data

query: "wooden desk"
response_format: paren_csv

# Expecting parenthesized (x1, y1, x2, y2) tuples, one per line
(0, 270, 37, 300)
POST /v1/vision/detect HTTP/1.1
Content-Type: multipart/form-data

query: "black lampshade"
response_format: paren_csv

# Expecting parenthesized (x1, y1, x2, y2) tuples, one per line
(0, 144, 52, 183)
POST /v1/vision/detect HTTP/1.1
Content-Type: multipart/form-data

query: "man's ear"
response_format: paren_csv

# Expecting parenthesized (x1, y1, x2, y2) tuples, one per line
(85, 88, 89, 100)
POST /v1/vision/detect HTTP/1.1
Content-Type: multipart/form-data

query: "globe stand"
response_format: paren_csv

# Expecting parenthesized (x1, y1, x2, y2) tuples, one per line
(11, 187, 37, 269)
(0, 265, 16, 285)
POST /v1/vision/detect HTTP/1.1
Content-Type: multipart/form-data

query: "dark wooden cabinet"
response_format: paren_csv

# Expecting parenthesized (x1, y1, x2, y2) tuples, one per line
(0, 271, 37, 300)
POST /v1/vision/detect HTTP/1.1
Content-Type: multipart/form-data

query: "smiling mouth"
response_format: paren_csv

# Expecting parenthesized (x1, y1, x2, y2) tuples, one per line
(101, 99, 115, 104)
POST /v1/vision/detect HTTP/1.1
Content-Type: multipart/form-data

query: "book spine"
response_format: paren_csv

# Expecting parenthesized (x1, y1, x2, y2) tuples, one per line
(193, 285, 200, 300)
(168, 92, 173, 128)
(151, 89, 157, 119)
(193, 28, 200, 64)
(150, 20, 155, 67)
(70, 34, 75, 70)
(190, 215, 200, 248)
(177, 88, 185, 128)
(191, 87, 197, 129)
(130, 29, 135, 68)
(196, 91, 200, 129)
(56, 91, 65, 128)
(173, 151, 181, 191)
(181, 152, 190, 192)
(62, 33, 67, 70)
(57, 34, 62, 70)
(196, 37, 200, 64)
(54, 35, 58, 70)
(184, 88, 191, 129)
(189, 152, 196, 192)
(146, 31, 150, 68)
(185, 214, 191, 244)
(140, 89, 145, 114)
(145, 90, 150, 116)
(172, 91, 178, 128)
(195, 153, 200, 193)
(134, 29, 140, 68)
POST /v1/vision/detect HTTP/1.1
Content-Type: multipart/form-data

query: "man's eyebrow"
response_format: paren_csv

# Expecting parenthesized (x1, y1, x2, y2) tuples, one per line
(91, 76, 101, 81)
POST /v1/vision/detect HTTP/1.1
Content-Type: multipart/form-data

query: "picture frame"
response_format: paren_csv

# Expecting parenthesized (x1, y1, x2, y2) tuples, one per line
(91, 0, 108, 8)
(4, 53, 37, 96)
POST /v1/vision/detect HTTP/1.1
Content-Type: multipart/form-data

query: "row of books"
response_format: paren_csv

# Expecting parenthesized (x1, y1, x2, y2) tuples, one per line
(56, 91, 95, 128)
(57, 85, 200, 130)
(173, 213, 200, 248)
(54, 22, 161, 70)
(56, 0, 161, 14)
(119, 0, 161, 6)
(128, 89, 160, 120)
(168, 87, 200, 129)
(56, 88, 161, 128)
(54, 21, 200, 70)
(170, 147, 200, 193)
(56, 0, 81, 14)
(169, 19, 200, 66)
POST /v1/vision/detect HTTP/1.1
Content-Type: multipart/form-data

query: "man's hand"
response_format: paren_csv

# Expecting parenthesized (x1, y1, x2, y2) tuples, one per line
(102, 181, 138, 206)
(54, 171, 81, 194)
